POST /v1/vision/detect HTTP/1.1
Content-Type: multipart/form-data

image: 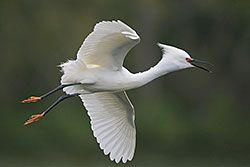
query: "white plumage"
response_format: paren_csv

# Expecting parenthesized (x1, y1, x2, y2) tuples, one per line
(59, 20, 197, 163)
(23, 20, 211, 163)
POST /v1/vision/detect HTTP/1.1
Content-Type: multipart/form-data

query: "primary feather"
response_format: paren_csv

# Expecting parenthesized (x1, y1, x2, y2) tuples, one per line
(80, 92, 136, 163)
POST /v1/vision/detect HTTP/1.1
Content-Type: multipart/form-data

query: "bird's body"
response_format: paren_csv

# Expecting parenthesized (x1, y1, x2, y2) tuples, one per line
(22, 20, 212, 163)
(61, 63, 137, 92)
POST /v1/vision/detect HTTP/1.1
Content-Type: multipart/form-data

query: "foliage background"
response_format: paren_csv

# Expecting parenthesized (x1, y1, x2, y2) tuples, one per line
(1, 0, 250, 166)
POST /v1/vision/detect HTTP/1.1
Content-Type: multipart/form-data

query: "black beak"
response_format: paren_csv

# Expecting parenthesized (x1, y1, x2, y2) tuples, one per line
(190, 59, 213, 73)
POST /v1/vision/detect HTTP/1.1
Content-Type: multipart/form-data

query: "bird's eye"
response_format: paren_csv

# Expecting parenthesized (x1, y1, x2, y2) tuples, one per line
(185, 57, 193, 63)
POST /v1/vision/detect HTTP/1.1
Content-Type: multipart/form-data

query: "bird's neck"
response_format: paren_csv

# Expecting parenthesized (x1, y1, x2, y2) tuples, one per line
(132, 58, 176, 88)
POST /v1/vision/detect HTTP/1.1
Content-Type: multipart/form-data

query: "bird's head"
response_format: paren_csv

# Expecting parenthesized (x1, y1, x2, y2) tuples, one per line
(157, 43, 212, 73)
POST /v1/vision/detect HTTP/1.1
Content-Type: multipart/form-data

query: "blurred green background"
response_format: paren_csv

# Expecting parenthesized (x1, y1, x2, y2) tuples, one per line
(1, 0, 250, 166)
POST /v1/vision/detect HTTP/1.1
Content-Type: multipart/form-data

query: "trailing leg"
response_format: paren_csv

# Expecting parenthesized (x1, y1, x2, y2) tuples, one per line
(24, 93, 80, 125)
(21, 83, 81, 103)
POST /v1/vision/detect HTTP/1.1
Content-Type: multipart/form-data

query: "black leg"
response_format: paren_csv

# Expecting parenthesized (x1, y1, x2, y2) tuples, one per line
(43, 93, 80, 116)
(40, 83, 81, 99)
(21, 83, 81, 103)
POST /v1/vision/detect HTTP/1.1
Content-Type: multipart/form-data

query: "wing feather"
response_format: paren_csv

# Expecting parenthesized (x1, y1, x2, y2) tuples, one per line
(79, 91, 136, 163)
(77, 20, 140, 70)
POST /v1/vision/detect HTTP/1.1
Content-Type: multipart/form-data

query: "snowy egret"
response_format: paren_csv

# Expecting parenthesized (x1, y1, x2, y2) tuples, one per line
(22, 20, 212, 163)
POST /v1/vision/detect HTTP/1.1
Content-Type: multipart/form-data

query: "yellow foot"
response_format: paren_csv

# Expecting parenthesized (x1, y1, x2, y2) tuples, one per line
(21, 96, 41, 103)
(24, 112, 45, 125)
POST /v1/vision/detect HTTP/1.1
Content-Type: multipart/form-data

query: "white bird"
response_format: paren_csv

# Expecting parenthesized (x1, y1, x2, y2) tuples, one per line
(22, 20, 212, 163)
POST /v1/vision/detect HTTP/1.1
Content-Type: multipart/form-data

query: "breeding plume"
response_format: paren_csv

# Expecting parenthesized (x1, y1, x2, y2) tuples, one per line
(22, 20, 212, 163)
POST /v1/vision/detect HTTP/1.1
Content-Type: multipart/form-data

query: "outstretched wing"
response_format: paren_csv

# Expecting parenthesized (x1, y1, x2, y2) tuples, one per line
(77, 20, 140, 70)
(79, 91, 136, 163)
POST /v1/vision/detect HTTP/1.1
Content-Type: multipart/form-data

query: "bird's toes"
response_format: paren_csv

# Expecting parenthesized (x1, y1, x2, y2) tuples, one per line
(24, 112, 45, 125)
(21, 96, 42, 103)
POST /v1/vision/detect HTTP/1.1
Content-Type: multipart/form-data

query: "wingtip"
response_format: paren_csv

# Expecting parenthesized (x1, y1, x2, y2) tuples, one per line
(157, 42, 165, 48)
(122, 158, 127, 163)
